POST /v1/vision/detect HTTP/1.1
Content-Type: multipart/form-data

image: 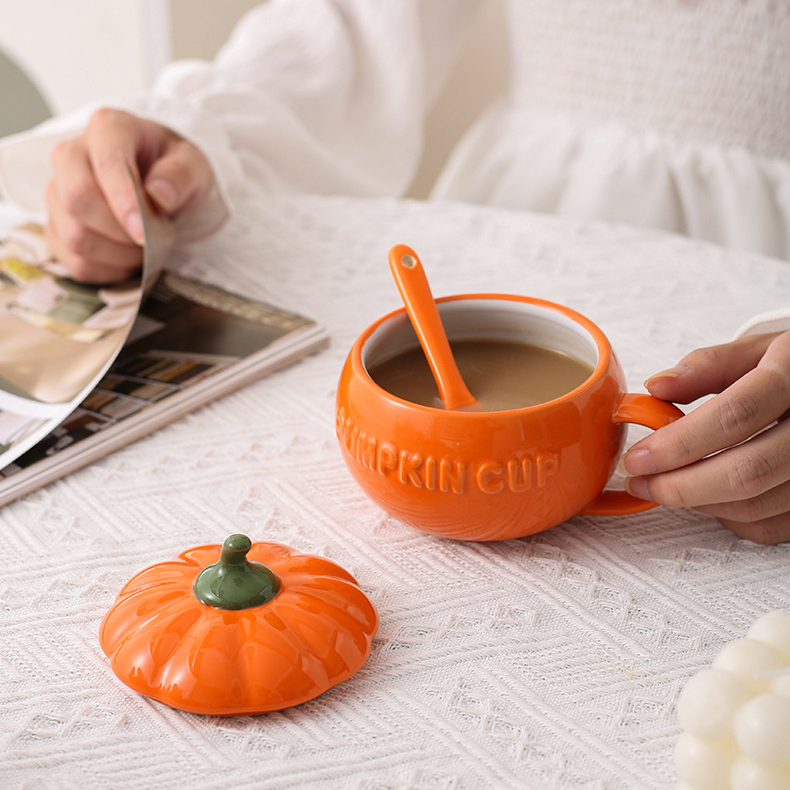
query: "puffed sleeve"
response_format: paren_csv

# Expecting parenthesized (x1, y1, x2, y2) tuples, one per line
(0, 0, 479, 241)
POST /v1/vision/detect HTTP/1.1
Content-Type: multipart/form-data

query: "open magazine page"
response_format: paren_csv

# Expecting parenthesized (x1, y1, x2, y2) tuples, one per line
(0, 205, 328, 505)
(1, 270, 321, 477)
(0, 173, 172, 470)
(0, 233, 144, 467)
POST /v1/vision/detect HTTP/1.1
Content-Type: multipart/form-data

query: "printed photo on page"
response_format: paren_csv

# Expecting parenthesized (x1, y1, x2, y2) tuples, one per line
(0, 170, 174, 468)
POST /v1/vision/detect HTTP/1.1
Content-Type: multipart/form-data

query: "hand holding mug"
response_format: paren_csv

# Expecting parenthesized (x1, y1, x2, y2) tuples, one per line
(622, 330, 790, 545)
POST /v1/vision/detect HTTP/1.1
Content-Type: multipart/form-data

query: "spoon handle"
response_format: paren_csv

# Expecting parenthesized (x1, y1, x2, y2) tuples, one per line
(388, 244, 477, 410)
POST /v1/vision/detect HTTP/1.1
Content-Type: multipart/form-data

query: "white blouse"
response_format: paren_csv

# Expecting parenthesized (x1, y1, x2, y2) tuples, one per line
(0, 0, 787, 332)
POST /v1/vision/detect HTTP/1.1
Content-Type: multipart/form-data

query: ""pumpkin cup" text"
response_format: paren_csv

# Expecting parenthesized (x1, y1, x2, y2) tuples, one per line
(337, 407, 560, 495)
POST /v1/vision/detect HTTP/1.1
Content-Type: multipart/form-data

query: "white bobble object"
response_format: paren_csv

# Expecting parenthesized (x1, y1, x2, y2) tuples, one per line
(676, 613, 790, 787)
(747, 610, 790, 663)
(730, 757, 790, 790)
(674, 733, 734, 790)
(712, 638, 783, 694)
(676, 668, 749, 739)
(733, 693, 790, 767)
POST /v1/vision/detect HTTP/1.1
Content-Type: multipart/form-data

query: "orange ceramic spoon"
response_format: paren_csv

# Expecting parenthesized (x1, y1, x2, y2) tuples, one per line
(388, 244, 478, 410)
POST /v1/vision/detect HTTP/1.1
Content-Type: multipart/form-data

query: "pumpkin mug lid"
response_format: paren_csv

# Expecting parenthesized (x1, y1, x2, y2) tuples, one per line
(99, 534, 379, 716)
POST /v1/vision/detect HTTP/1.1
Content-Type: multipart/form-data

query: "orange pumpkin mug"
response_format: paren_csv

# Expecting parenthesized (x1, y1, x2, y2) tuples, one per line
(336, 290, 683, 541)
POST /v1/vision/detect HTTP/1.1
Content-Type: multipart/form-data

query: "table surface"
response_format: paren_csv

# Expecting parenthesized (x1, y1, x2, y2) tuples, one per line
(1, 195, 788, 790)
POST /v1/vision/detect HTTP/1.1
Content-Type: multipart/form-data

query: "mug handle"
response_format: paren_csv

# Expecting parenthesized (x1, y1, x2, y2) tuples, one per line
(579, 393, 684, 516)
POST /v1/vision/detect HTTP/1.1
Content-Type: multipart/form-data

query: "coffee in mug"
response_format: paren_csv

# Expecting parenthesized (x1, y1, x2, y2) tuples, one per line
(368, 339, 594, 411)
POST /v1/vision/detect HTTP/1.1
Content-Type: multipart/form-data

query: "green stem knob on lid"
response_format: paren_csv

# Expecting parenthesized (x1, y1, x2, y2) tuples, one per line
(193, 534, 281, 610)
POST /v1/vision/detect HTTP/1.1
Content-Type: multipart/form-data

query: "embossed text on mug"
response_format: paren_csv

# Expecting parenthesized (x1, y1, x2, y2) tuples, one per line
(337, 407, 560, 495)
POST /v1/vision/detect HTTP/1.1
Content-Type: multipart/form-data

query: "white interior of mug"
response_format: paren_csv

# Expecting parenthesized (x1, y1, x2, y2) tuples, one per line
(362, 298, 602, 375)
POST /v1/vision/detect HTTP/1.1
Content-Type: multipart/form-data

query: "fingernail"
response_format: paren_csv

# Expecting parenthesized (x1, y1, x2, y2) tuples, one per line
(146, 179, 178, 212)
(624, 475, 651, 501)
(124, 210, 144, 245)
(644, 365, 689, 389)
(620, 447, 658, 476)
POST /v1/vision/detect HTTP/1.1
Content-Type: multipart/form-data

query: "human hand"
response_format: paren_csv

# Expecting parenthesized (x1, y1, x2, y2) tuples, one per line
(45, 108, 213, 283)
(621, 331, 790, 545)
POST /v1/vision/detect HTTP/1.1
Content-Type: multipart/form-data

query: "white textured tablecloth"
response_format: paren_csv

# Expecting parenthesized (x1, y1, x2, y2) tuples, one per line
(2, 195, 789, 790)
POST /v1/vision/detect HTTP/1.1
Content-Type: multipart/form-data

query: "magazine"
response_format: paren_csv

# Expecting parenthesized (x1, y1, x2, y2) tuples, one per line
(0, 189, 328, 506)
